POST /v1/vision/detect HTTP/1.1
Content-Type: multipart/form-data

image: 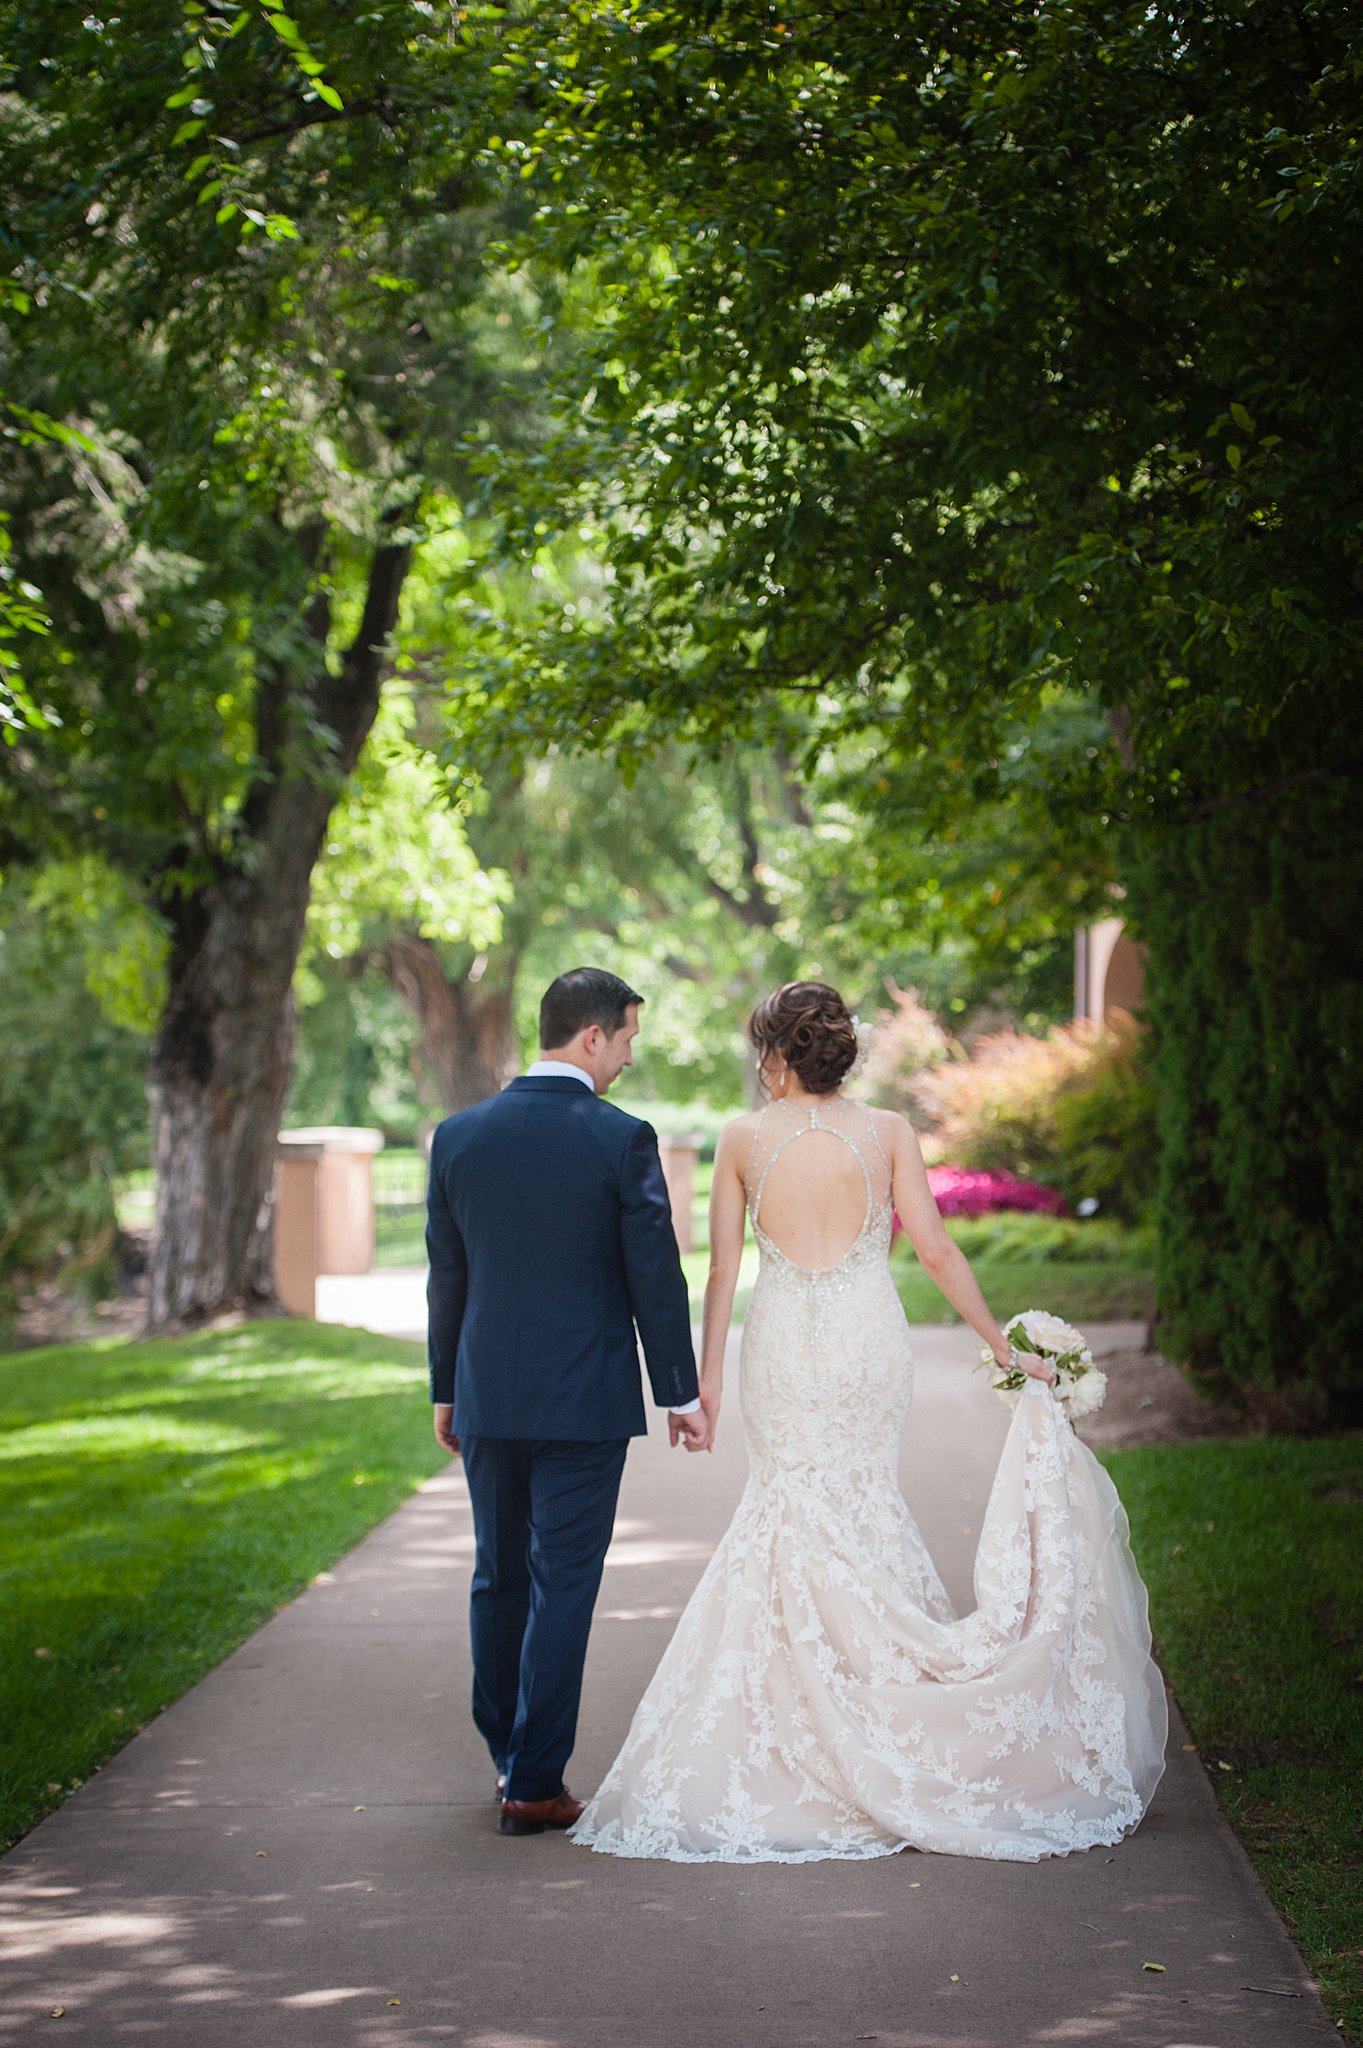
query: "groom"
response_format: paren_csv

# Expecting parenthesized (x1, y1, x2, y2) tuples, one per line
(427, 967, 707, 1835)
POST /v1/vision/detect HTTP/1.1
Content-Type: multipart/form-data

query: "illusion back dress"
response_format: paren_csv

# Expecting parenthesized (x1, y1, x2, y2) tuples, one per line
(572, 1097, 1167, 1863)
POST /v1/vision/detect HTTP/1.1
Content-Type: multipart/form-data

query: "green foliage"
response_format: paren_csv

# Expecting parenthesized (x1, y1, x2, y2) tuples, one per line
(25, 858, 168, 1033)
(303, 689, 508, 979)
(1, 0, 501, 759)
(463, 0, 1362, 807)
(516, 744, 801, 1103)
(1133, 786, 1363, 1427)
(1106, 1434, 1363, 2036)
(287, 963, 433, 1137)
(813, 701, 1122, 994)
(0, 1320, 441, 1850)
(370, 1147, 430, 1266)
(910, 1013, 1158, 1224)
(941, 1211, 1154, 1270)
(0, 386, 96, 735)
(892, 1216, 1155, 1326)
(0, 0, 550, 916)
(1047, 1029, 1162, 1229)
(292, 706, 1082, 1121)
(0, 886, 150, 1324)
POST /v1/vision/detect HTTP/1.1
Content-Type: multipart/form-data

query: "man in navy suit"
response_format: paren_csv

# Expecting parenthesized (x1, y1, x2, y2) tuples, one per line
(427, 967, 707, 1835)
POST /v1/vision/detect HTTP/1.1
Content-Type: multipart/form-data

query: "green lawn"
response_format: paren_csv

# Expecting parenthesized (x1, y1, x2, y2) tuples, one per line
(0, 1321, 441, 1851)
(1104, 1434, 1363, 2041)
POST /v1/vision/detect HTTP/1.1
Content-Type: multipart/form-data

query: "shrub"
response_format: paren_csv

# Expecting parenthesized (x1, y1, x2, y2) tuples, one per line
(911, 1012, 1158, 1225)
(925, 1166, 1067, 1217)
(1131, 787, 1363, 1429)
(943, 1211, 1154, 1267)
(1049, 1024, 1161, 1225)
(0, 894, 150, 1328)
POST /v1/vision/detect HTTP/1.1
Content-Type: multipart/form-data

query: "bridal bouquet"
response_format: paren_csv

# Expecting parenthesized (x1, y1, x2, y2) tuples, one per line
(979, 1310, 1107, 1419)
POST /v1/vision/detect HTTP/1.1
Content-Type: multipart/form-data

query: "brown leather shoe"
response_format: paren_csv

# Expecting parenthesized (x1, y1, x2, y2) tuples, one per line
(497, 1788, 585, 1836)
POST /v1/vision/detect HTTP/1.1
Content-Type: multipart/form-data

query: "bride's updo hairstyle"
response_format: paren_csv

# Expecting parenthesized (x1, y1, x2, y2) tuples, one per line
(748, 981, 858, 1097)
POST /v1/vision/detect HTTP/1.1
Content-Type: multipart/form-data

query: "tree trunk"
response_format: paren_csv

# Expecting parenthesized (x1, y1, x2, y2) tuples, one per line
(386, 932, 521, 1112)
(145, 527, 411, 1330)
(146, 883, 303, 1327)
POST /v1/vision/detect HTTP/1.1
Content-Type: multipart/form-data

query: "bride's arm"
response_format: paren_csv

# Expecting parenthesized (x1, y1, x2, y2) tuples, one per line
(698, 1120, 749, 1445)
(884, 1115, 1055, 1383)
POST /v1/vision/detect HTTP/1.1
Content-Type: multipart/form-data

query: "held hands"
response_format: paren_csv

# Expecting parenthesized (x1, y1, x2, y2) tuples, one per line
(433, 1404, 461, 1457)
(668, 1405, 711, 1453)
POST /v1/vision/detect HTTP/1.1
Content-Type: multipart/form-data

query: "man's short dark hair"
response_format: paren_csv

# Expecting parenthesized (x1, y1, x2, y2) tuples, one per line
(539, 968, 643, 1049)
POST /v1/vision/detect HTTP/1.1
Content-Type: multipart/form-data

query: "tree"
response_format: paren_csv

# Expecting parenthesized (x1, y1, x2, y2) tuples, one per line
(449, 0, 1363, 1420)
(303, 683, 510, 1115)
(0, 5, 532, 1325)
(323, 732, 828, 1114)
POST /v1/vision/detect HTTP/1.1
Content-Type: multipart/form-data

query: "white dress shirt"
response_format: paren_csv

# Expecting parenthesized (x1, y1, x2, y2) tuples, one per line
(525, 1058, 596, 1089)
(522, 1060, 700, 1415)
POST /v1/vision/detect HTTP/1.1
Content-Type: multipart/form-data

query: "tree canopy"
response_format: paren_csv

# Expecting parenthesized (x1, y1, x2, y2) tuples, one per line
(452, 0, 1360, 819)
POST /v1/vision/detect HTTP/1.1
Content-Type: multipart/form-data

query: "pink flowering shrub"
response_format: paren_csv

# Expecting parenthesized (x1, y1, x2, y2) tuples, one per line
(906, 1011, 1156, 1224)
(867, 999, 1157, 1225)
(911, 1019, 1099, 1162)
(925, 1165, 1067, 1218)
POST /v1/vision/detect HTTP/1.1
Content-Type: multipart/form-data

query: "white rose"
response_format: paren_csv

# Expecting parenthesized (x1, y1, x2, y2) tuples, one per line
(1012, 1309, 1076, 1356)
(1060, 1368, 1107, 1420)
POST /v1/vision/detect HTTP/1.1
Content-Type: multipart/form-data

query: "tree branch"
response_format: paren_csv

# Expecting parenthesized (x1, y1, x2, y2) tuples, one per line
(319, 506, 415, 778)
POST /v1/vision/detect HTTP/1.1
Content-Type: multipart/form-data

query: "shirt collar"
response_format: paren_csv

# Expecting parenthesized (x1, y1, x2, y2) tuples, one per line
(525, 1058, 597, 1092)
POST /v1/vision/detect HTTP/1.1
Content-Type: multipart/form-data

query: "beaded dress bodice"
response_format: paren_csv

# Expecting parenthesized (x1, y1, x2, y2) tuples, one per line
(738, 1099, 916, 1503)
(573, 1096, 1167, 1866)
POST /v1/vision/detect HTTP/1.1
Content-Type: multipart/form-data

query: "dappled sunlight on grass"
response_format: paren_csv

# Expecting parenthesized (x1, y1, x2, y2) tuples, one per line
(0, 1321, 440, 1851)
(0, 1415, 265, 1461)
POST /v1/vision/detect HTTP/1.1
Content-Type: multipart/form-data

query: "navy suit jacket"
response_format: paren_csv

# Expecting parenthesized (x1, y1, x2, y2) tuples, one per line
(426, 1076, 699, 1439)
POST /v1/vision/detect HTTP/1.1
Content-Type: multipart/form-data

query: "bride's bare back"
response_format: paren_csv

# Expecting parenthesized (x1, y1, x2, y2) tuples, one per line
(743, 1097, 893, 1271)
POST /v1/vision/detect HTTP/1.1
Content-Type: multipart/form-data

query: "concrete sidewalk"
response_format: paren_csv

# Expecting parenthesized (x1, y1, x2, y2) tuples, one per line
(0, 1324, 1335, 2047)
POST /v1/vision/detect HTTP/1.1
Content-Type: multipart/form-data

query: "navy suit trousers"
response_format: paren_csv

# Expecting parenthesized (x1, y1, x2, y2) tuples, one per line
(461, 1435, 629, 1804)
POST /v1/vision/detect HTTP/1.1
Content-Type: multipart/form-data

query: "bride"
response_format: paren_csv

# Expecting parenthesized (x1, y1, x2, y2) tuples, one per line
(573, 981, 1167, 1863)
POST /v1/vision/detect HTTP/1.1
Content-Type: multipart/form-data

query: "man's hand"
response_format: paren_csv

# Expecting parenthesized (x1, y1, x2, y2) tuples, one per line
(668, 1405, 712, 1453)
(433, 1404, 461, 1456)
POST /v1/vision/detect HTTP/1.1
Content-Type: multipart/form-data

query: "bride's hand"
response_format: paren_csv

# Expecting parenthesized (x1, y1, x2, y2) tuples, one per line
(1018, 1350, 1057, 1386)
(699, 1383, 721, 1452)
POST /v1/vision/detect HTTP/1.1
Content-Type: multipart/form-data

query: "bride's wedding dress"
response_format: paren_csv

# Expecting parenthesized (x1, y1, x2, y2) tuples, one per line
(573, 1097, 1167, 1863)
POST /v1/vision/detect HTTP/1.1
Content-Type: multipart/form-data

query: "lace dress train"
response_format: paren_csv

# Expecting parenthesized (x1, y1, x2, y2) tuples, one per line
(572, 1099, 1167, 1864)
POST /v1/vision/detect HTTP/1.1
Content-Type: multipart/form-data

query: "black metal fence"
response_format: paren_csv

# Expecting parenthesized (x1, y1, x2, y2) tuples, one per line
(372, 1149, 428, 1267)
